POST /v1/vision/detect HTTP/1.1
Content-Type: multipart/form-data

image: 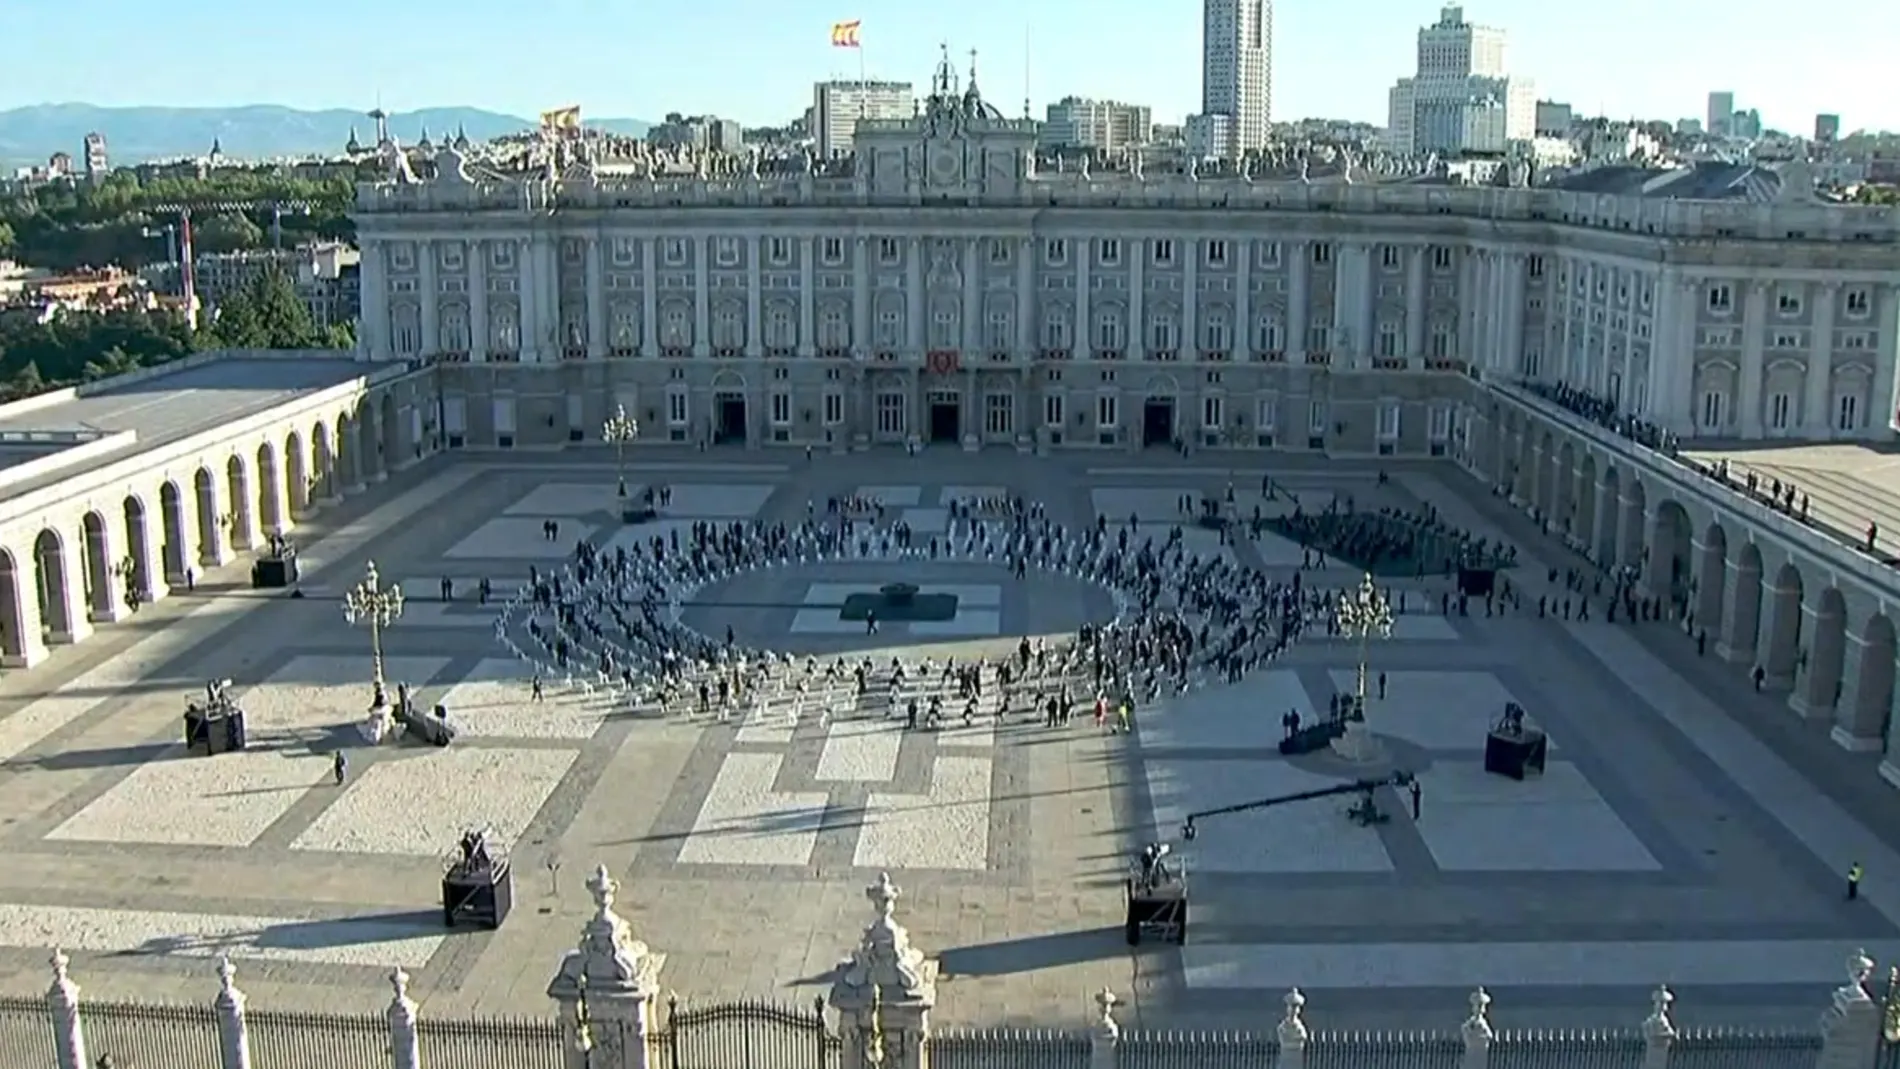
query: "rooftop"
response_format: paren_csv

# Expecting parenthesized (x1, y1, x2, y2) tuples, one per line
(0, 352, 402, 505)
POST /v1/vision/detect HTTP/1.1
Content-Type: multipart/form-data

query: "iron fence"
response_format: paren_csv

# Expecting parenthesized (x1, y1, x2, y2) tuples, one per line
(932, 1027, 1091, 1069)
(658, 995, 839, 1069)
(416, 1013, 566, 1069)
(0, 995, 59, 1069)
(82, 998, 223, 1069)
(1306, 1031, 1466, 1069)
(1120, 1028, 1280, 1069)
(1666, 1028, 1822, 1069)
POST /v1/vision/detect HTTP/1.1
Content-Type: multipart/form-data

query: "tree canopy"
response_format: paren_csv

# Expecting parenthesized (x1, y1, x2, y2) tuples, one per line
(1, 165, 364, 271)
(200, 267, 352, 350)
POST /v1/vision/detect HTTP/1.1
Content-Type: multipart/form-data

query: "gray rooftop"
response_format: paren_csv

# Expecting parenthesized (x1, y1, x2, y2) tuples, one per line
(0, 355, 395, 504)
(1549, 163, 1783, 202)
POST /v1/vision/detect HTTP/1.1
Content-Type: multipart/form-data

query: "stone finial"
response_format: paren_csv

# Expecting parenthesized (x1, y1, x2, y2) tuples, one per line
(547, 863, 662, 1002)
(388, 968, 417, 1016)
(1093, 989, 1120, 1039)
(1461, 987, 1494, 1045)
(48, 947, 78, 1002)
(215, 956, 245, 1010)
(1643, 986, 1676, 1041)
(1841, 950, 1876, 1000)
(1277, 988, 1309, 1046)
(867, 872, 899, 922)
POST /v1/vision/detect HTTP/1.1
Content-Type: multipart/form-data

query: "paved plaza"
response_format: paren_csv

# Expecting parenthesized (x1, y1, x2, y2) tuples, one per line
(0, 450, 1896, 1031)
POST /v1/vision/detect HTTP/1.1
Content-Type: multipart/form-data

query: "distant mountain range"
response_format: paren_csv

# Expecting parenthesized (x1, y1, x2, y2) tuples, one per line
(0, 104, 653, 167)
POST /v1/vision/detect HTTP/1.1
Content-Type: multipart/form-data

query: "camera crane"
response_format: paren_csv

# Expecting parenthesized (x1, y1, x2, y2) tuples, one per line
(143, 199, 320, 329)
(1181, 769, 1416, 840)
(1124, 770, 1417, 947)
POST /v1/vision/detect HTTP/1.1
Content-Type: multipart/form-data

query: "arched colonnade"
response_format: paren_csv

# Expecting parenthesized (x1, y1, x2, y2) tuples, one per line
(0, 390, 416, 669)
(1457, 392, 1900, 780)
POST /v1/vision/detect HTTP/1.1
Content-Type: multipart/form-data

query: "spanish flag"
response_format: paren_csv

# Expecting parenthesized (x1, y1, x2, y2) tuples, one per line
(540, 106, 582, 131)
(830, 19, 861, 48)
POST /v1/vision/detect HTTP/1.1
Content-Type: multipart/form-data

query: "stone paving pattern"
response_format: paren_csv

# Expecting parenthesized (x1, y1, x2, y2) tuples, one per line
(0, 453, 1893, 1032)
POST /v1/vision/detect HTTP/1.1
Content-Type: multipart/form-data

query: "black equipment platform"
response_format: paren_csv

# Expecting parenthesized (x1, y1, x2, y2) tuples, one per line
(1279, 718, 1346, 756)
(1457, 566, 1497, 597)
(442, 863, 513, 929)
(184, 708, 247, 755)
(398, 701, 459, 747)
(251, 556, 299, 589)
(1124, 879, 1188, 946)
(1484, 729, 1548, 780)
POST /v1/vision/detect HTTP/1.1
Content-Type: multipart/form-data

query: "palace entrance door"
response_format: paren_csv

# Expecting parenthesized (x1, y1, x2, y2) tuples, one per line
(928, 391, 961, 444)
(1143, 398, 1175, 447)
(714, 393, 747, 445)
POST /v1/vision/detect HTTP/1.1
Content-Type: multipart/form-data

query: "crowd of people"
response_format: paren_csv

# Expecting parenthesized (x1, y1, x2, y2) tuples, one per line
(1271, 496, 1516, 576)
(1528, 380, 1679, 455)
(488, 499, 1344, 733)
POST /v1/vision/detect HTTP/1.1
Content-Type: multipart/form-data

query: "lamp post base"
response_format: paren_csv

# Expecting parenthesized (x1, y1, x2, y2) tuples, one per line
(1330, 719, 1387, 764)
(359, 705, 395, 745)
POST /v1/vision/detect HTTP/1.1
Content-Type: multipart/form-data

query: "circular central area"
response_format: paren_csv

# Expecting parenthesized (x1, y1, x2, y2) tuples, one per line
(682, 556, 1119, 657)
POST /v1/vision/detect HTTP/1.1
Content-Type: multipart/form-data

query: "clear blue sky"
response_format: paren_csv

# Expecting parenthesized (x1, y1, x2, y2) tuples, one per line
(7, 0, 1893, 134)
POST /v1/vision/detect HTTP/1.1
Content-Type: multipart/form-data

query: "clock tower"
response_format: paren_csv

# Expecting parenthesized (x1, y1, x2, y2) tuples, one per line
(855, 45, 1039, 202)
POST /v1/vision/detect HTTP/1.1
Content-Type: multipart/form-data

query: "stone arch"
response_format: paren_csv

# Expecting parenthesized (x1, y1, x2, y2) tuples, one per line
(1143, 373, 1180, 400)
(255, 440, 283, 535)
(226, 453, 254, 551)
(1759, 561, 1805, 688)
(0, 549, 25, 662)
(380, 392, 401, 468)
(1646, 500, 1694, 608)
(1593, 465, 1623, 565)
(33, 528, 72, 640)
(79, 510, 112, 620)
(1573, 454, 1599, 544)
(1616, 476, 1648, 573)
(1794, 586, 1849, 720)
(313, 421, 335, 499)
(1720, 541, 1765, 665)
(353, 407, 378, 482)
(335, 413, 358, 489)
(1846, 613, 1897, 748)
(159, 480, 188, 583)
(1552, 440, 1577, 531)
(1692, 523, 1729, 634)
(285, 430, 309, 519)
(121, 494, 151, 603)
(193, 466, 220, 564)
(710, 370, 747, 393)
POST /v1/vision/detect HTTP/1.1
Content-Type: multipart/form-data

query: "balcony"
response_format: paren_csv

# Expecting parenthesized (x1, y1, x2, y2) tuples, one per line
(819, 347, 849, 358)
(714, 346, 742, 359)
(1038, 348, 1072, 360)
(874, 350, 899, 362)
(1201, 350, 1231, 362)
(1147, 350, 1180, 362)
(610, 346, 636, 358)
(987, 350, 1012, 363)
(1252, 350, 1287, 364)
(765, 346, 796, 358)
(491, 350, 520, 364)
(661, 346, 690, 358)
(1373, 357, 1408, 370)
(1304, 351, 1332, 366)
(1093, 349, 1125, 361)
(562, 347, 587, 361)
(437, 351, 469, 364)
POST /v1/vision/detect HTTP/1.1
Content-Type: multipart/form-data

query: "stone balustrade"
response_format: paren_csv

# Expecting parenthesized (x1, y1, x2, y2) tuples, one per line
(8, 865, 1892, 1069)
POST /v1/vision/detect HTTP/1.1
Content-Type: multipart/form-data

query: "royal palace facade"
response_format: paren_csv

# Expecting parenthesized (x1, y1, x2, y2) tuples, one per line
(351, 75, 1900, 456)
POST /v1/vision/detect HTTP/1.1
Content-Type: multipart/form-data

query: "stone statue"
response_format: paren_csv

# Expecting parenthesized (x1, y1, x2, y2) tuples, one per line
(1296, 149, 1311, 184)
(1130, 148, 1144, 180)
(1340, 147, 1359, 185)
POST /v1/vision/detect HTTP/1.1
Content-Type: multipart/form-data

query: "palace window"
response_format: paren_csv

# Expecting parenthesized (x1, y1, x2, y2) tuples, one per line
(1700, 390, 1725, 429)
(1254, 317, 1282, 353)
(711, 307, 745, 350)
(1377, 402, 1401, 440)
(875, 309, 902, 348)
(768, 237, 792, 265)
(985, 309, 1013, 351)
(1095, 308, 1124, 350)
(1255, 394, 1277, 432)
(1381, 245, 1402, 269)
(1378, 324, 1401, 358)
(1202, 394, 1223, 430)
(1152, 239, 1175, 266)
(822, 237, 846, 265)
(878, 238, 901, 265)
(985, 393, 1013, 436)
(1312, 242, 1332, 266)
(1845, 287, 1872, 318)
(823, 390, 845, 426)
(1149, 314, 1178, 351)
(989, 239, 1011, 265)
(1434, 246, 1455, 270)
(818, 305, 849, 350)
(1042, 307, 1072, 349)
(1206, 240, 1228, 266)
(1096, 393, 1119, 428)
(1045, 238, 1069, 266)
(1098, 239, 1121, 266)
(611, 237, 637, 266)
(1838, 392, 1861, 431)
(1707, 284, 1733, 313)
(1044, 393, 1065, 427)
(765, 304, 797, 349)
(876, 391, 906, 435)
(666, 387, 689, 426)
(1769, 392, 1792, 430)
(663, 239, 688, 266)
(660, 305, 692, 347)
(1202, 314, 1230, 351)
(769, 391, 792, 426)
(929, 307, 958, 349)
(714, 238, 740, 267)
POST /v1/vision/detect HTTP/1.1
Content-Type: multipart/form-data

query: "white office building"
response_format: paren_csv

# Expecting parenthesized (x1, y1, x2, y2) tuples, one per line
(811, 80, 915, 159)
(1042, 97, 1153, 151)
(1188, 0, 1270, 161)
(1387, 6, 1534, 157)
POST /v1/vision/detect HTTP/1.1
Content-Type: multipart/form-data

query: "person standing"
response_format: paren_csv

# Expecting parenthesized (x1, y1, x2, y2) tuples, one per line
(1848, 861, 1864, 901)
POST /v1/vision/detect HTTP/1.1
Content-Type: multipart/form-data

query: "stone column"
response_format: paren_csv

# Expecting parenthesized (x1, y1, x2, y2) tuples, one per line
(1640, 987, 1675, 1069)
(830, 873, 938, 1069)
(1792, 599, 1847, 720)
(692, 236, 712, 359)
(1691, 537, 1725, 631)
(1805, 283, 1838, 434)
(1737, 281, 1767, 436)
(1759, 581, 1802, 691)
(1459, 988, 1493, 1069)
(1275, 989, 1308, 1069)
(47, 949, 87, 1069)
(1287, 242, 1309, 361)
(1015, 238, 1034, 357)
(961, 238, 981, 355)
(1088, 989, 1119, 1069)
(745, 236, 764, 358)
(640, 238, 660, 359)
(799, 237, 817, 357)
(587, 237, 608, 360)
(852, 237, 871, 361)
(547, 866, 666, 1069)
(469, 239, 489, 362)
(386, 968, 422, 1069)
(1614, 491, 1645, 573)
(1717, 560, 1763, 665)
(1405, 247, 1427, 362)
(1235, 242, 1253, 357)
(517, 236, 540, 362)
(1128, 244, 1145, 360)
(906, 239, 925, 354)
(214, 958, 253, 1069)
(43, 536, 91, 646)
(1183, 244, 1199, 355)
(1815, 951, 1881, 1069)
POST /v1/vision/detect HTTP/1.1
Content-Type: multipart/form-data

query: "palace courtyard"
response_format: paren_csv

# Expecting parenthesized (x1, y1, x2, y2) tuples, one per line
(0, 448, 1893, 1033)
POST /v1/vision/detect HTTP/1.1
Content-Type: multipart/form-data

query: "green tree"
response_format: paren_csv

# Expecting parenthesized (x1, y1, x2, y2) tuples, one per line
(0, 219, 14, 257)
(194, 212, 265, 253)
(0, 307, 199, 398)
(205, 268, 324, 350)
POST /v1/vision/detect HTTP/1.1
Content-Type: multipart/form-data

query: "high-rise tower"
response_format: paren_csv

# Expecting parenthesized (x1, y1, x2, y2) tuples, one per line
(1188, 0, 1271, 160)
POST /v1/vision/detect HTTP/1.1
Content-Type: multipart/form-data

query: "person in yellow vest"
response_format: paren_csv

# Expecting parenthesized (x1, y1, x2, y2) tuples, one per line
(1848, 861, 1864, 901)
(1117, 700, 1131, 734)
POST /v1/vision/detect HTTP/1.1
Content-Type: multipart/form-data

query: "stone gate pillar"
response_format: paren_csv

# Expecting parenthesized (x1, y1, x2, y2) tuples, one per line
(547, 865, 666, 1069)
(830, 873, 938, 1069)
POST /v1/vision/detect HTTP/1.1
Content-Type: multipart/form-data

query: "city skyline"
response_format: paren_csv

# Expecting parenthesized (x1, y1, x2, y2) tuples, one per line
(4, 0, 1894, 134)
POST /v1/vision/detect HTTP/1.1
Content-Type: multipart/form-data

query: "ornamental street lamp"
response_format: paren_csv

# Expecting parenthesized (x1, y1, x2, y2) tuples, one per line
(602, 405, 639, 500)
(342, 561, 405, 707)
(1331, 572, 1394, 764)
